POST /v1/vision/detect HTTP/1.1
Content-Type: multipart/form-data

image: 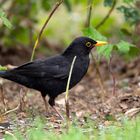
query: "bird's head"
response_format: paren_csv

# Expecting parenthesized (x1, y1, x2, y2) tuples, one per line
(63, 36, 107, 56)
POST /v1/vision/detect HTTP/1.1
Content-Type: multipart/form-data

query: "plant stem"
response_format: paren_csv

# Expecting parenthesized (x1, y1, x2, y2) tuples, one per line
(30, 0, 63, 61)
(2, 104, 20, 116)
(85, 0, 93, 27)
(95, 0, 117, 29)
(91, 53, 106, 102)
(65, 56, 77, 101)
(85, 0, 106, 102)
(65, 56, 77, 126)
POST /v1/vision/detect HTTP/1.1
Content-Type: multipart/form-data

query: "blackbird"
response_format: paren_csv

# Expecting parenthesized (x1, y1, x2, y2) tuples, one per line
(0, 36, 107, 118)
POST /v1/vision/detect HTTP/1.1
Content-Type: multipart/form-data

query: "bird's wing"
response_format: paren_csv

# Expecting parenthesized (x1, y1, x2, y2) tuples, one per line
(10, 56, 70, 80)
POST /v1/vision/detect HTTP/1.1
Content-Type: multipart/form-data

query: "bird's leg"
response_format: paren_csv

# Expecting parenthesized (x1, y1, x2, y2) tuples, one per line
(42, 96, 49, 112)
(52, 106, 64, 120)
(49, 98, 64, 120)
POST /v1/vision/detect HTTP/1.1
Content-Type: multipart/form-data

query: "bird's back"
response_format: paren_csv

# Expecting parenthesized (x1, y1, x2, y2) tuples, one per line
(0, 54, 90, 98)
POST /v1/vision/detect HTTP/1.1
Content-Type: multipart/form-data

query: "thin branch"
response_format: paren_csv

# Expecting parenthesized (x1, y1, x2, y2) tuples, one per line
(2, 104, 20, 116)
(91, 53, 106, 102)
(95, 0, 117, 29)
(85, 0, 93, 27)
(85, 0, 107, 102)
(30, 0, 63, 61)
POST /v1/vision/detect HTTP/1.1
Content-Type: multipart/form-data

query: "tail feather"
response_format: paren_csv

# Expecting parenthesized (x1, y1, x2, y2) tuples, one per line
(0, 71, 6, 77)
(0, 70, 34, 89)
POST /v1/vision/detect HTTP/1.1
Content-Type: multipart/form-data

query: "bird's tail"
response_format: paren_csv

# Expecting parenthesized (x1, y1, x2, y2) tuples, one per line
(0, 71, 7, 77)
(0, 70, 33, 89)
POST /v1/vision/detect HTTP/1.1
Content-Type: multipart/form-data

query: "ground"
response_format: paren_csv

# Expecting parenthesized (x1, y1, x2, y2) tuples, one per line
(0, 49, 140, 138)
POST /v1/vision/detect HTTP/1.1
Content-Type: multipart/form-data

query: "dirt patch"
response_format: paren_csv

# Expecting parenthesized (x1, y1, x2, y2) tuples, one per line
(0, 52, 140, 135)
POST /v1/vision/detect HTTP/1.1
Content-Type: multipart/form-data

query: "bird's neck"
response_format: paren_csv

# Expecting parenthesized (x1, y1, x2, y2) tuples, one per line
(62, 52, 90, 64)
(62, 45, 89, 58)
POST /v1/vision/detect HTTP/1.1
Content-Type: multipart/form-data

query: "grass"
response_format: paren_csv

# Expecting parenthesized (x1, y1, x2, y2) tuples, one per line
(4, 116, 140, 140)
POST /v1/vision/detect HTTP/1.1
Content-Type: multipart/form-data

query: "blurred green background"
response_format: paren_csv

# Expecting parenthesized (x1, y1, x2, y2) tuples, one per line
(0, 0, 140, 64)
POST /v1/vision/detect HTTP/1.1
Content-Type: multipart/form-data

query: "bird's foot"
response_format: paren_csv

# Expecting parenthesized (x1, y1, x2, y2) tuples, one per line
(51, 106, 64, 121)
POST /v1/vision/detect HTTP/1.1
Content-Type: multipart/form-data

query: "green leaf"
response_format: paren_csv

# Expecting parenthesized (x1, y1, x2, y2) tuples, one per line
(116, 40, 131, 53)
(0, 10, 13, 29)
(83, 27, 107, 41)
(126, 46, 140, 58)
(121, 28, 132, 36)
(83, 27, 112, 60)
(104, 0, 114, 7)
(97, 44, 114, 60)
(0, 65, 7, 70)
(116, 40, 140, 59)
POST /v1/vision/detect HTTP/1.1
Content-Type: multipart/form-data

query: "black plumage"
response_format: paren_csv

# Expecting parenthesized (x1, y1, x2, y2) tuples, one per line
(0, 36, 106, 118)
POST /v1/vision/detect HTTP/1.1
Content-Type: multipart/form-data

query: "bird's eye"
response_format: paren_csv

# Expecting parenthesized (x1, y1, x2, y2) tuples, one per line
(86, 42, 91, 47)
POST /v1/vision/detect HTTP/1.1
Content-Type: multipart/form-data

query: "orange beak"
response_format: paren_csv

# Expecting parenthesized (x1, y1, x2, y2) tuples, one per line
(95, 41, 108, 47)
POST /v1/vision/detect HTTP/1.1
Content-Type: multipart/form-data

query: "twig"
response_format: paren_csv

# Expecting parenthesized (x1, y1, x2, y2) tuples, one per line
(95, 0, 117, 29)
(2, 104, 20, 116)
(85, 0, 106, 102)
(30, 0, 63, 61)
(2, 87, 27, 116)
(85, 0, 93, 27)
(65, 56, 77, 127)
(91, 53, 106, 102)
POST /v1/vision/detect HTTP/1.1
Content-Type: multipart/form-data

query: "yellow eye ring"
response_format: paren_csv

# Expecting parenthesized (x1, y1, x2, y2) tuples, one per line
(86, 42, 91, 47)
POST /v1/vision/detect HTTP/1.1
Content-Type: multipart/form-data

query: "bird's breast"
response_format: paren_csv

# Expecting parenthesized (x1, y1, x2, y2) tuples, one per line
(69, 57, 90, 88)
(40, 56, 90, 96)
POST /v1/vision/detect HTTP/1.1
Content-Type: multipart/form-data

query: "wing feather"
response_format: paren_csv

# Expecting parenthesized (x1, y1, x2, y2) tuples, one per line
(10, 56, 70, 80)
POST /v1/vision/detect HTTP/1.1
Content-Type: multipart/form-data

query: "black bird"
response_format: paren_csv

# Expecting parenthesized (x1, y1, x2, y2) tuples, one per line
(0, 36, 107, 118)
